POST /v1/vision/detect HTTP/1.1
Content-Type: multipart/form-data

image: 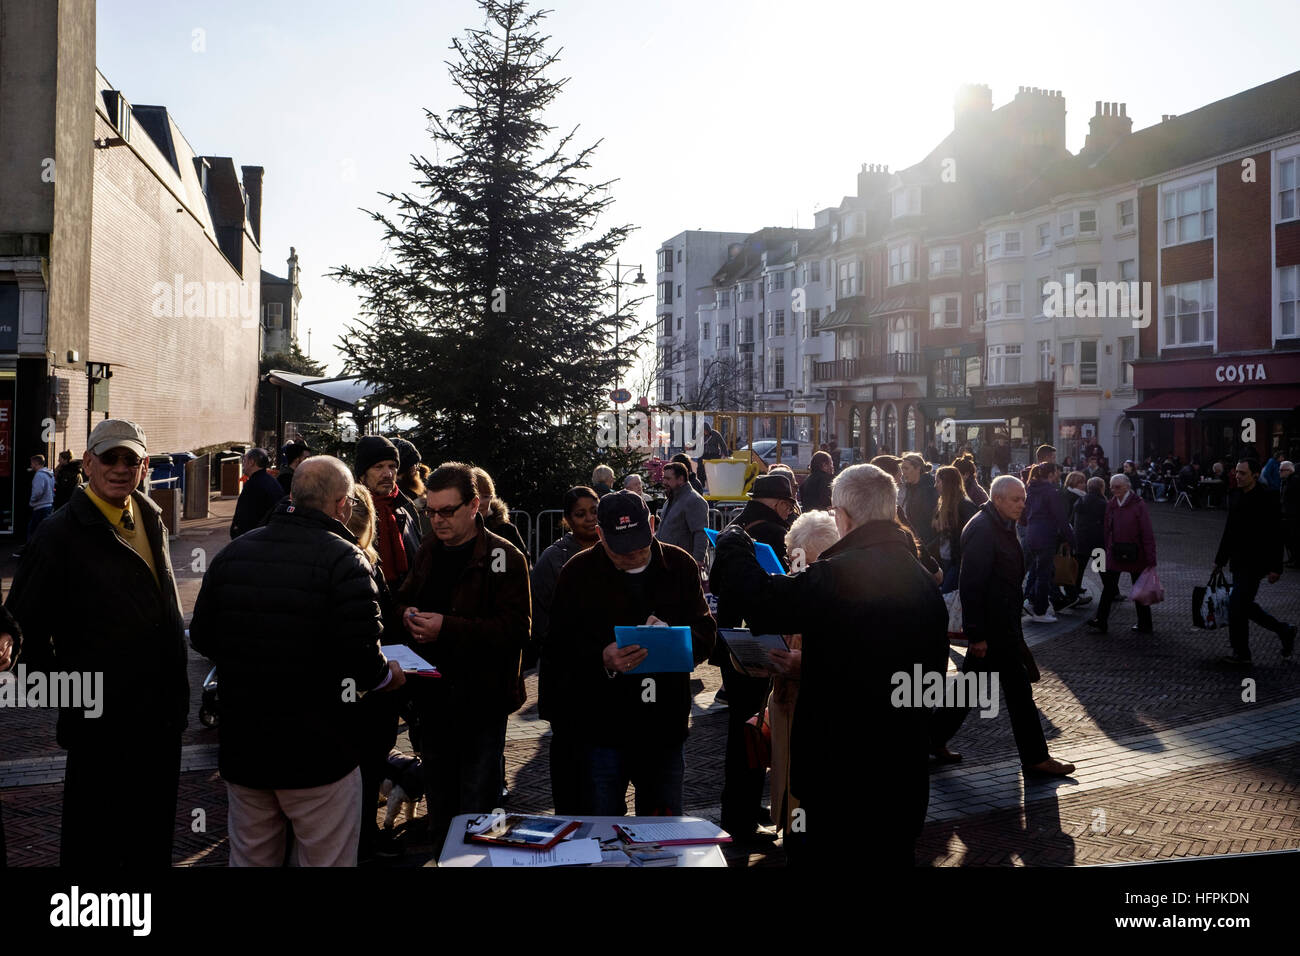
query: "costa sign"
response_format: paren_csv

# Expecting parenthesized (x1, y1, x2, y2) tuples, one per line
(1214, 362, 1266, 383)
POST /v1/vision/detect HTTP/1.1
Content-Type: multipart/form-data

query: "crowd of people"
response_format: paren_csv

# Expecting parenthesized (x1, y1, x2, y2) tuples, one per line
(0, 417, 1295, 870)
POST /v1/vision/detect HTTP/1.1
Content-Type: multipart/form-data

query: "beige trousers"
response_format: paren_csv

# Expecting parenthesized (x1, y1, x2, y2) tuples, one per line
(227, 766, 362, 867)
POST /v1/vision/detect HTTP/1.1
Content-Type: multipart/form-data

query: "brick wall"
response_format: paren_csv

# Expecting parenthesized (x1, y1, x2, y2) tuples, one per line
(87, 112, 259, 454)
(1159, 237, 1213, 285)
(1216, 152, 1272, 352)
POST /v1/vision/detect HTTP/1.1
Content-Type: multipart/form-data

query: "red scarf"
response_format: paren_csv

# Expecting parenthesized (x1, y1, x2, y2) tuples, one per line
(373, 489, 409, 582)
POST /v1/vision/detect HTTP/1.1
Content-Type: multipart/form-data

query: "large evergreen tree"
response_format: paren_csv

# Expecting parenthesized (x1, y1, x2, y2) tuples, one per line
(331, 0, 644, 512)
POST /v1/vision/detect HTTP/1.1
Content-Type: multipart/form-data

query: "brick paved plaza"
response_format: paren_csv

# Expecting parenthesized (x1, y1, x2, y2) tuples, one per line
(2, 497, 1297, 867)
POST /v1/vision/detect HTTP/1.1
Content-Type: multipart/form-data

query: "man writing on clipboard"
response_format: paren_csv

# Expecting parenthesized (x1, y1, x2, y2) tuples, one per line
(542, 491, 716, 816)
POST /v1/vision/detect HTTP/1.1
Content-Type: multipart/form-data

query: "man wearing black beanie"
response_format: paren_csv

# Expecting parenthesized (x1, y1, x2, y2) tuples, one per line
(355, 436, 423, 589)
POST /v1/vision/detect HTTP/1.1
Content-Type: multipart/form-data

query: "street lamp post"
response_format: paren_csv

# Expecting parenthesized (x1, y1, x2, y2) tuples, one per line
(603, 259, 646, 402)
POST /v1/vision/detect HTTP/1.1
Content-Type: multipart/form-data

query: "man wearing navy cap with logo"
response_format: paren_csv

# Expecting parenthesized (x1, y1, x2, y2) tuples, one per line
(541, 491, 715, 815)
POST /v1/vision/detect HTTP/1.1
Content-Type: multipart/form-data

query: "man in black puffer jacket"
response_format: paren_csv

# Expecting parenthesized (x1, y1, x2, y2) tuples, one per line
(191, 455, 405, 867)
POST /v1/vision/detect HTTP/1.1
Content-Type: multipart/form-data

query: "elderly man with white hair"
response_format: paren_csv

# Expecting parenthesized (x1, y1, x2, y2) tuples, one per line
(930, 475, 1076, 777)
(709, 464, 949, 868)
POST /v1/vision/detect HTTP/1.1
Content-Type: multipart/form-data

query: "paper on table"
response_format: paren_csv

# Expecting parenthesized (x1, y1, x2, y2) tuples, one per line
(486, 838, 603, 868)
(616, 821, 730, 845)
(381, 644, 438, 674)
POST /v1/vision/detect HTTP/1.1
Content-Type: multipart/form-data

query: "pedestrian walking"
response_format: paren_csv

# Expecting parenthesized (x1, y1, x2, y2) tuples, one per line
(1086, 473, 1156, 636)
(900, 453, 939, 552)
(1023, 462, 1075, 623)
(6, 419, 189, 867)
(398, 462, 531, 853)
(230, 448, 283, 538)
(929, 476, 1076, 778)
(532, 486, 601, 814)
(710, 463, 949, 867)
(931, 465, 978, 593)
(51, 451, 83, 511)
(543, 491, 715, 817)
(954, 454, 988, 506)
(799, 450, 834, 511)
(1070, 476, 1106, 606)
(1214, 458, 1296, 664)
(26, 454, 55, 543)
(191, 456, 405, 866)
(655, 461, 710, 565)
(1281, 460, 1300, 568)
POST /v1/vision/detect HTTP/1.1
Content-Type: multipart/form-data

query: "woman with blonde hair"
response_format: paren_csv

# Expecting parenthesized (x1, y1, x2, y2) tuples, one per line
(471, 465, 529, 560)
(764, 510, 840, 835)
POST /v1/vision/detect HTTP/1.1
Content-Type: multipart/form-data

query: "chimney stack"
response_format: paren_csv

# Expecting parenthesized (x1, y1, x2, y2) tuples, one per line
(1083, 100, 1133, 156)
(241, 165, 264, 245)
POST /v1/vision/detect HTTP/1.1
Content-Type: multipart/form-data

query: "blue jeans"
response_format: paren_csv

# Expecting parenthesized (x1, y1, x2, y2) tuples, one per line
(27, 506, 51, 542)
(580, 742, 685, 817)
(1025, 547, 1057, 615)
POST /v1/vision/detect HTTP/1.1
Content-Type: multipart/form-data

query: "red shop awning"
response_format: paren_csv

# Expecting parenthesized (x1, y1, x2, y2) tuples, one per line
(1197, 385, 1300, 415)
(1123, 387, 1240, 417)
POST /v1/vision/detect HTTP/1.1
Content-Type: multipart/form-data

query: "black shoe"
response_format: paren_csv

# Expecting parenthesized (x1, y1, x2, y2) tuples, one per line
(1219, 654, 1253, 666)
(930, 747, 962, 764)
(1281, 625, 1297, 659)
(1131, 625, 1154, 634)
(1085, 619, 1107, 634)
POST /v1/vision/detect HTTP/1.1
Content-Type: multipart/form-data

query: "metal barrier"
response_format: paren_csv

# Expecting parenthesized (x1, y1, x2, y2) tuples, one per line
(510, 509, 532, 561)
(533, 510, 565, 561)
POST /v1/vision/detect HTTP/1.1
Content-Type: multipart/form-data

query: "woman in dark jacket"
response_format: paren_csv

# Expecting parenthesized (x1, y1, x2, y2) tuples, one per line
(472, 466, 529, 562)
(953, 455, 988, 506)
(899, 453, 940, 551)
(531, 486, 600, 814)
(1087, 473, 1156, 635)
(1022, 462, 1075, 621)
(930, 465, 979, 592)
(799, 451, 834, 511)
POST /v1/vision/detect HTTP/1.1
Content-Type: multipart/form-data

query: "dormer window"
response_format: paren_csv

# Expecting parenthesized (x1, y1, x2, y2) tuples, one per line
(891, 186, 921, 219)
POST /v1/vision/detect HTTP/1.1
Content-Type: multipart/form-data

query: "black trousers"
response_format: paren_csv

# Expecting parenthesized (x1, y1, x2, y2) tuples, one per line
(548, 726, 583, 816)
(357, 689, 404, 854)
(418, 702, 508, 856)
(929, 638, 1049, 767)
(718, 654, 771, 836)
(1095, 570, 1153, 630)
(62, 732, 182, 867)
(1228, 571, 1287, 659)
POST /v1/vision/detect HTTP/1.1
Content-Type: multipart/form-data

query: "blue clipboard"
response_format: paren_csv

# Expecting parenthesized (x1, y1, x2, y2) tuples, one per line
(614, 626, 694, 674)
(704, 527, 785, 574)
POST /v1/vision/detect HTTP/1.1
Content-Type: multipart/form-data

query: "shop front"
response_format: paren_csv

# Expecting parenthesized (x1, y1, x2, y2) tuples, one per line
(970, 382, 1055, 473)
(921, 343, 980, 460)
(1126, 352, 1300, 464)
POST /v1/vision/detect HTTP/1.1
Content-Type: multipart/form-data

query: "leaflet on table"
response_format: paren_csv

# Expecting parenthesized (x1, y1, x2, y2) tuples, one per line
(703, 527, 785, 574)
(613, 820, 732, 846)
(381, 644, 439, 675)
(464, 813, 582, 849)
(717, 629, 789, 678)
(486, 838, 603, 868)
(614, 625, 694, 674)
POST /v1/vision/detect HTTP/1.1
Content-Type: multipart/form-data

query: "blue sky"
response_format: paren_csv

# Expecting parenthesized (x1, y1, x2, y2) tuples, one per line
(98, 0, 1300, 381)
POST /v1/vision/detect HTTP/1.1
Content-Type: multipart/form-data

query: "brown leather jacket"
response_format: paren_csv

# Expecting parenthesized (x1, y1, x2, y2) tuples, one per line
(397, 513, 531, 715)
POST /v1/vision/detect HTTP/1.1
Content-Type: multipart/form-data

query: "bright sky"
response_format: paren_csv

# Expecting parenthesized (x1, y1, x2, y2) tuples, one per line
(98, 0, 1300, 382)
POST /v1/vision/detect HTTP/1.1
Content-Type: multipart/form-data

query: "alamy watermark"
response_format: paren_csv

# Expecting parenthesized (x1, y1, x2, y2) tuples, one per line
(150, 274, 258, 327)
(891, 665, 999, 718)
(1042, 277, 1151, 328)
(0, 666, 103, 718)
(596, 409, 707, 451)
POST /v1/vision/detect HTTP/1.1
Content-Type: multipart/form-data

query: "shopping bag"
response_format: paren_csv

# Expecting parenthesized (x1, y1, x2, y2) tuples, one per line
(1131, 565, 1165, 606)
(943, 589, 964, 641)
(1053, 544, 1078, 586)
(1192, 570, 1231, 629)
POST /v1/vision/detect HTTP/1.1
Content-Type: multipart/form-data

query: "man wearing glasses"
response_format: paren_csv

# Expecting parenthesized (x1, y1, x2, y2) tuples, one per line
(398, 462, 531, 853)
(6, 418, 190, 867)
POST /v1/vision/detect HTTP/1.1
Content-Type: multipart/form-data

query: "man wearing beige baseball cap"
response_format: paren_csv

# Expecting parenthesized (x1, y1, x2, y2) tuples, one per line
(5, 418, 189, 867)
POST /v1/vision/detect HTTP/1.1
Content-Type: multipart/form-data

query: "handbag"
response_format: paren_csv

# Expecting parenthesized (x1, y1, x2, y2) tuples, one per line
(743, 701, 772, 770)
(1131, 565, 1165, 605)
(1053, 544, 1078, 586)
(1193, 569, 1232, 629)
(943, 589, 964, 640)
(1113, 541, 1139, 563)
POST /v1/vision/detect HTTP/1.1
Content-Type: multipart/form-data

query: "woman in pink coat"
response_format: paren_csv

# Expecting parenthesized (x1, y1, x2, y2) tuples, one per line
(1087, 473, 1156, 635)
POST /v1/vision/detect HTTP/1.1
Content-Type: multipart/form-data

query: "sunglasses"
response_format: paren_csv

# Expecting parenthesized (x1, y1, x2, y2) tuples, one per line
(98, 450, 144, 468)
(430, 500, 470, 520)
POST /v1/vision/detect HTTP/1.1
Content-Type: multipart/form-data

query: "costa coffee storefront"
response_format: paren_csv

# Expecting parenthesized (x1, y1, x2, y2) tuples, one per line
(1126, 351, 1300, 463)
